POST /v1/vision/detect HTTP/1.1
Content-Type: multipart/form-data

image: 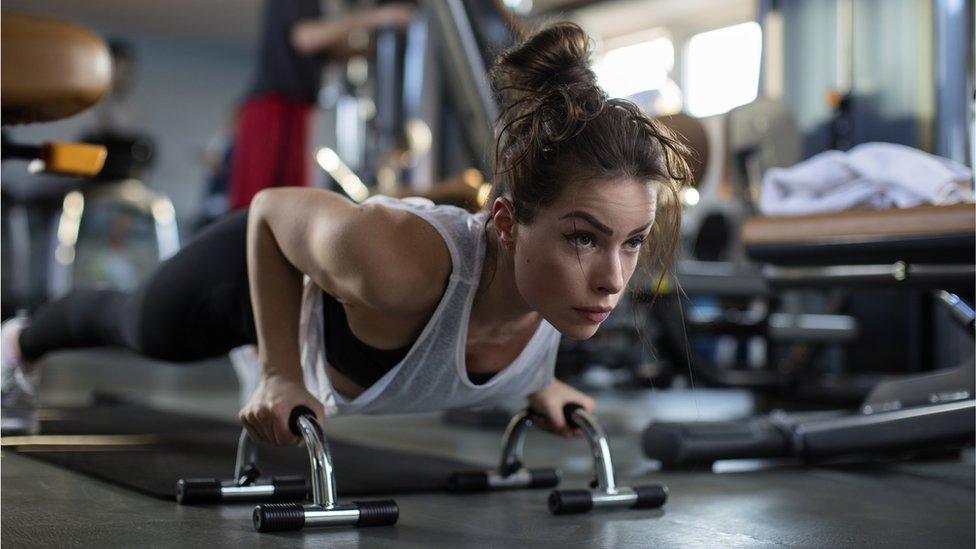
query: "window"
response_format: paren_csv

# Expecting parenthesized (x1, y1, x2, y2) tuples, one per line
(684, 22, 762, 117)
(593, 37, 674, 100)
(501, 0, 532, 15)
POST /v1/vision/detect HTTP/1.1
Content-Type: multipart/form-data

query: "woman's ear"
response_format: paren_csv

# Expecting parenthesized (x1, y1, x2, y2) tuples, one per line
(491, 197, 517, 249)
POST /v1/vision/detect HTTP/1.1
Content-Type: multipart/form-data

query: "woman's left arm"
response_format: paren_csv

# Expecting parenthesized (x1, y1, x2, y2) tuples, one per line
(527, 379, 596, 438)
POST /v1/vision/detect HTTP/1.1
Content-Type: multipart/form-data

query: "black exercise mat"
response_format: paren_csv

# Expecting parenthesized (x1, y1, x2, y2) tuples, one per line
(3, 396, 480, 501)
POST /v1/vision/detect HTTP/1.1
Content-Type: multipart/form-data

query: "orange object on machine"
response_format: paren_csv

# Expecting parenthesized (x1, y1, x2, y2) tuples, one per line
(37, 142, 108, 176)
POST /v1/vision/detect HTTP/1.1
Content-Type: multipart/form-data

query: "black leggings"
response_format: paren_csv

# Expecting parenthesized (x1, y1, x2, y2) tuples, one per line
(19, 211, 256, 362)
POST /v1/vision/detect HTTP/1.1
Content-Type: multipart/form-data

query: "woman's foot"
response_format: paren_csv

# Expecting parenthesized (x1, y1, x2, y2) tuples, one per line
(1, 316, 39, 435)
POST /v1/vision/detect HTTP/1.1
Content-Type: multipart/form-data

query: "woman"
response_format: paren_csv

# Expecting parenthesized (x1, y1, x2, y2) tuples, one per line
(1, 23, 690, 444)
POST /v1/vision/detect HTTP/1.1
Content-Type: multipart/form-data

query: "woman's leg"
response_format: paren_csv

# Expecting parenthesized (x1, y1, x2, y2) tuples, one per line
(3, 210, 257, 434)
(17, 289, 136, 360)
(18, 209, 256, 363)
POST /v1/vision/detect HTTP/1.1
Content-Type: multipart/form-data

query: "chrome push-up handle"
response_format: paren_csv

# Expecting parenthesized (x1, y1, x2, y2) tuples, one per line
(449, 403, 668, 515)
(251, 407, 398, 532)
(175, 428, 305, 505)
(447, 407, 561, 492)
(175, 407, 398, 532)
(545, 404, 668, 515)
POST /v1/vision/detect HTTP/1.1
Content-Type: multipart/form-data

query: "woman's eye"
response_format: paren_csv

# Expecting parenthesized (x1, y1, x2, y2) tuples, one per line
(565, 233, 594, 247)
(626, 237, 646, 251)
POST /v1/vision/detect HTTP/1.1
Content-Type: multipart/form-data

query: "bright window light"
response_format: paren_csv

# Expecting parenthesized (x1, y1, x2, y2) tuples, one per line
(684, 22, 762, 117)
(593, 37, 674, 99)
(502, 0, 532, 15)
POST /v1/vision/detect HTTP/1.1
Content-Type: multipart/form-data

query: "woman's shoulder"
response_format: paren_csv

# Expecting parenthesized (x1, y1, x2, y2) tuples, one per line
(364, 195, 487, 274)
(364, 195, 488, 259)
(350, 198, 454, 314)
(365, 195, 481, 233)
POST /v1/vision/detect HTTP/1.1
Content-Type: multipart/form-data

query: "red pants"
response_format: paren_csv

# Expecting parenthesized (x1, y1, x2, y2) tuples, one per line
(228, 93, 313, 210)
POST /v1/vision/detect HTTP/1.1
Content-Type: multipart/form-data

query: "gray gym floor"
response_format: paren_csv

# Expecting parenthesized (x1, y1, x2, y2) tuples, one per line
(3, 350, 974, 548)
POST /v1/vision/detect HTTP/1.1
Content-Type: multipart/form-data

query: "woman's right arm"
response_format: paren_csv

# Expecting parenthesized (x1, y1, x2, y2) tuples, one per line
(239, 187, 450, 445)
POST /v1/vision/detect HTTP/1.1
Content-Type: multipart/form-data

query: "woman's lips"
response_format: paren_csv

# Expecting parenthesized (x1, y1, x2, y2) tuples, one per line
(573, 308, 610, 323)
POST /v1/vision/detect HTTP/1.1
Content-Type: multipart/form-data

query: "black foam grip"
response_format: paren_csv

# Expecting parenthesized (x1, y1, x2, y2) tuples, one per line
(288, 406, 317, 436)
(354, 499, 399, 526)
(175, 478, 222, 504)
(548, 490, 593, 515)
(526, 402, 587, 428)
(253, 503, 306, 532)
(446, 471, 489, 491)
(562, 403, 585, 429)
(271, 476, 310, 501)
(526, 406, 544, 420)
(529, 468, 561, 488)
(631, 484, 668, 509)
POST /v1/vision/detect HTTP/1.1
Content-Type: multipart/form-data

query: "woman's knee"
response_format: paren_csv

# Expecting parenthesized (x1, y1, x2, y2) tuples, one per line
(132, 316, 194, 362)
(130, 299, 241, 363)
(123, 286, 197, 362)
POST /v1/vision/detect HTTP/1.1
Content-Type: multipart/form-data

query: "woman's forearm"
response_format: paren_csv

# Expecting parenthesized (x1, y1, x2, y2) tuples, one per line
(238, 187, 363, 445)
(247, 196, 305, 382)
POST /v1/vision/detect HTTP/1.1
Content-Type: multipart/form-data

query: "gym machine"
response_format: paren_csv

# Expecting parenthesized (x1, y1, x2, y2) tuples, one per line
(644, 204, 976, 468)
(2, 20, 179, 314)
(1, 13, 111, 318)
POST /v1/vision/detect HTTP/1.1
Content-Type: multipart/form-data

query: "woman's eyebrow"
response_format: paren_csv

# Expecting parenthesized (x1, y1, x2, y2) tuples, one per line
(628, 221, 653, 236)
(560, 211, 652, 236)
(561, 211, 613, 235)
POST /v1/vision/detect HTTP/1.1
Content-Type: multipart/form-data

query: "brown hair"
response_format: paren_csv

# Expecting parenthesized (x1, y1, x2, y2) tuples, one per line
(485, 22, 692, 284)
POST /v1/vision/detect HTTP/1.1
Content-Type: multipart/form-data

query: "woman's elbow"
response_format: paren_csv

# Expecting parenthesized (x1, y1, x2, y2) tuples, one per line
(250, 188, 280, 217)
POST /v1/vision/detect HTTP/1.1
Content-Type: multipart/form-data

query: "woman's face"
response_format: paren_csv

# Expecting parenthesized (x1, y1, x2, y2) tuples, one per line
(513, 178, 657, 340)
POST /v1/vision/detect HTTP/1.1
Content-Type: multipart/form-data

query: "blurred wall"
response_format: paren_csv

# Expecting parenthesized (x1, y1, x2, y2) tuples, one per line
(779, 0, 934, 158)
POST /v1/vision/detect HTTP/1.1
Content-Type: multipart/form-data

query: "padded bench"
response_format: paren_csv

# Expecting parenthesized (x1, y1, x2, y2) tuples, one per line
(741, 203, 975, 288)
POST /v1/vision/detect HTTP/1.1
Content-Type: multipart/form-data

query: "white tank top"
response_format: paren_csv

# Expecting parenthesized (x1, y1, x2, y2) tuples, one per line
(298, 195, 561, 417)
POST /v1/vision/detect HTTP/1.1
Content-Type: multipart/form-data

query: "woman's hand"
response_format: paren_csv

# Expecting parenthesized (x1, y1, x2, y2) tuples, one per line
(239, 374, 324, 446)
(527, 379, 596, 438)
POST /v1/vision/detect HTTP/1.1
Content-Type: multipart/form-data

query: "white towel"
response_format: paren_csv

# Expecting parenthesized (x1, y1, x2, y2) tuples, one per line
(760, 142, 974, 216)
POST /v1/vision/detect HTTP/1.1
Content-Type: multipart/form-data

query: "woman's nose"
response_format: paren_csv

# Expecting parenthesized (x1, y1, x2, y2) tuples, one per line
(593, 252, 624, 295)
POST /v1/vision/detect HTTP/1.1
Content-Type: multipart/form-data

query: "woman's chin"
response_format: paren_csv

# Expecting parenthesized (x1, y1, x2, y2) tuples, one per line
(554, 320, 601, 341)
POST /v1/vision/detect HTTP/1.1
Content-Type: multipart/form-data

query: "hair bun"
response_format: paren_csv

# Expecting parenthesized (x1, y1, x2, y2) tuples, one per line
(491, 22, 605, 146)
(494, 22, 594, 93)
